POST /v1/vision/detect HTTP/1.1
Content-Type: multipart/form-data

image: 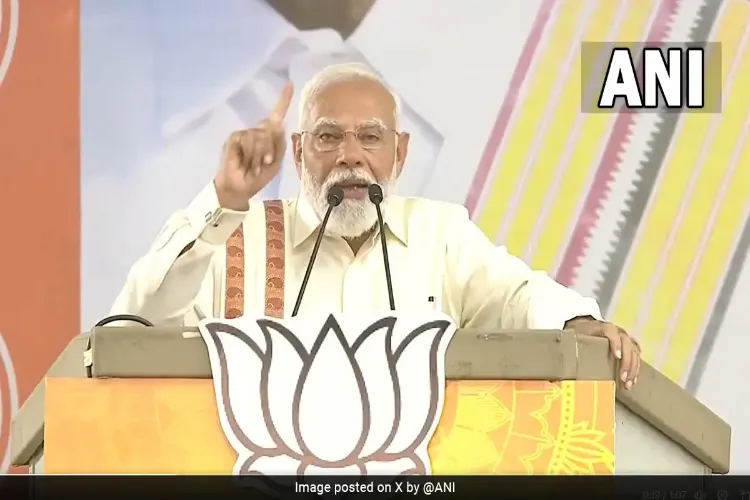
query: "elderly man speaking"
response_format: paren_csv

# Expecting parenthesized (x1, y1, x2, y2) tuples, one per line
(111, 63, 641, 390)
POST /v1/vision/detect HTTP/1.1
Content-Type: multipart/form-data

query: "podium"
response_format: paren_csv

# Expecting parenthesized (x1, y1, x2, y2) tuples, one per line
(10, 326, 730, 475)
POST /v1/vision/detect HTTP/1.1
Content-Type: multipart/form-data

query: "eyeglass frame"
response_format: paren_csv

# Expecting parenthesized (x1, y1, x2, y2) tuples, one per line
(299, 124, 401, 152)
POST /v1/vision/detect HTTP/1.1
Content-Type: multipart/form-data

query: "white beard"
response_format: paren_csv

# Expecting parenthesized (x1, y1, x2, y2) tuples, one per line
(301, 161, 397, 239)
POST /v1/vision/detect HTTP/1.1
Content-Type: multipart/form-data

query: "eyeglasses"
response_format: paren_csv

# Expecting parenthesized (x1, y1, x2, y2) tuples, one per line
(303, 125, 398, 152)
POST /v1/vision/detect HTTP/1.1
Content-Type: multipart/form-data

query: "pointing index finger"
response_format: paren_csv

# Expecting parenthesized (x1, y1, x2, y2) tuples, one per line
(269, 82, 293, 124)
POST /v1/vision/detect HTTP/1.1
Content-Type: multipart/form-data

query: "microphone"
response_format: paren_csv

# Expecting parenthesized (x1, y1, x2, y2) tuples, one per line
(368, 184, 396, 311)
(291, 186, 344, 317)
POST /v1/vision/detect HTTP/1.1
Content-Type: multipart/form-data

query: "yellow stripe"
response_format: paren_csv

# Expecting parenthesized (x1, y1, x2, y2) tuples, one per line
(661, 36, 750, 381)
(609, 2, 749, 364)
(526, 1, 655, 272)
(643, 24, 750, 362)
(502, 0, 621, 261)
(475, 0, 587, 243)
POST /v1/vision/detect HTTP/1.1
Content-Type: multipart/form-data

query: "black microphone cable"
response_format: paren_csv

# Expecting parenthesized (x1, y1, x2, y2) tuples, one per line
(291, 186, 344, 317)
(368, 184, 396, 311)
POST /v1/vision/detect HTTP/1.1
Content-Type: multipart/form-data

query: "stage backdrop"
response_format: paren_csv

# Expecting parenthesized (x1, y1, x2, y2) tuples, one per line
(1, 0, 750, 473)
(0, 0, 79, 473)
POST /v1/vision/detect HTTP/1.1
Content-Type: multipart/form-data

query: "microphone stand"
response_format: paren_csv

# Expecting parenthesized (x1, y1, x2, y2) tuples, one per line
(368, 184, 396, 311)
(291, 186, 344, 317)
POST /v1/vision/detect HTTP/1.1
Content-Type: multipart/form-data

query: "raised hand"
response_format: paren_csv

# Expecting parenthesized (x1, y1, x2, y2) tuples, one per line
(214, 83, 293, 210)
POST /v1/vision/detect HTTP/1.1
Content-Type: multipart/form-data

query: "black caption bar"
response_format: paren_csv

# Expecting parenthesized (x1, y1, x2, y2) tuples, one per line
(0, 474, 742, 500)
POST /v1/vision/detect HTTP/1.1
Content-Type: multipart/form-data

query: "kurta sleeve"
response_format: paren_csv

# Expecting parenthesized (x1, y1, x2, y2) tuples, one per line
(109, 182, 248, 326)
(444, 206, 602, 330)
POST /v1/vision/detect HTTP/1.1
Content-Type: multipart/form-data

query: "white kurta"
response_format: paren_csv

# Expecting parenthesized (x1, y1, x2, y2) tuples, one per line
(110, 182, 602, 329)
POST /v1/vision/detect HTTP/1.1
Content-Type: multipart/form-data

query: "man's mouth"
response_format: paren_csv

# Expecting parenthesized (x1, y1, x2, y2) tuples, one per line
(335, 181, 370, 199)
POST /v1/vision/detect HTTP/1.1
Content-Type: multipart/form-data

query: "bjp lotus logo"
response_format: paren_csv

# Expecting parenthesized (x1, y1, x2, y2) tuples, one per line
(198, 313, 456, 476)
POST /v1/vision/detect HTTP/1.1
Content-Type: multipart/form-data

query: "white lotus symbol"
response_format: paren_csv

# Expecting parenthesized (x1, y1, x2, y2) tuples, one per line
(198, 313, 456, 476)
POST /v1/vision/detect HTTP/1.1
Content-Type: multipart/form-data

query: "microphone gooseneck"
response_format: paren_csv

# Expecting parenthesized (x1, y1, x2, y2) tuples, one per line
(292, 186, 344, 317)
(368, 184, 396, 311)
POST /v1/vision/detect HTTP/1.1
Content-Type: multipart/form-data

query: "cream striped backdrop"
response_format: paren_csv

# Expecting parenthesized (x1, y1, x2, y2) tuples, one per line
(467, 0, 750, 391)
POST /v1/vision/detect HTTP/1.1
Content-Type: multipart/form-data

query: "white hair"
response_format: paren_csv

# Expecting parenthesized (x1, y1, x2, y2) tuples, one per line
(297, 63, 401, 130)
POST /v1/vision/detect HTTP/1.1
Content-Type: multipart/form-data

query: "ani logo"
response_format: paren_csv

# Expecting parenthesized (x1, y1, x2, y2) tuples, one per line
(0, 332, 19, 474)
(0, 0, 19, 88)
(198, 313, 456, 483)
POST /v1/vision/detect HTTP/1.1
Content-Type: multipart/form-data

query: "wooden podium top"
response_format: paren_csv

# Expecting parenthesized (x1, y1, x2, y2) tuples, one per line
(10, 326, 731, 473)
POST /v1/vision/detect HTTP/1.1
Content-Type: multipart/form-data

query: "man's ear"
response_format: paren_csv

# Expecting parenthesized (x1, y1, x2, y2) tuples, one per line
(394, 132, 410, 177)
(291, 133, 303, 176)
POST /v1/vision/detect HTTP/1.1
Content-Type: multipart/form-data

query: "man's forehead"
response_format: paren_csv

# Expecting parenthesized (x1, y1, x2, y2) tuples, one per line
(307, 80, 396, 127)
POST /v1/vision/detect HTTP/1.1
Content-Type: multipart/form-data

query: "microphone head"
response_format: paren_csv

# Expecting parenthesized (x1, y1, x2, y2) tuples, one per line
(368, 184, 384, 204)
(326, 186, 344, 207)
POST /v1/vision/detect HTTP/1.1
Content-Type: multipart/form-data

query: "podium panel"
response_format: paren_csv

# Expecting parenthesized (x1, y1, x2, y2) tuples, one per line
(13, 328, 730, 475)
(44, 378, 615, 475)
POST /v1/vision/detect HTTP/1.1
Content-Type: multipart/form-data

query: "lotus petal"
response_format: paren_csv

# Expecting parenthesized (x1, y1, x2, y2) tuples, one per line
(362, 456, 425, 475)
(302, 464, 362, 475)
(296, 315, 366, 462)
(387, 318, 455, 458)
(242, 454, 303, 475)
(199, 321, 276, 453)
(257, 319, 308, 457)
(352, 317, 398, 459)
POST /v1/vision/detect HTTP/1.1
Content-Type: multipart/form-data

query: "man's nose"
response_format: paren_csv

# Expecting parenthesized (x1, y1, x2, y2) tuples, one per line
(335, 135, 365, 168)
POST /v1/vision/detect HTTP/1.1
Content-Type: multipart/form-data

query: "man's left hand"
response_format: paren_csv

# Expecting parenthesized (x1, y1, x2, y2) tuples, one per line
(564, 317, 641, 390)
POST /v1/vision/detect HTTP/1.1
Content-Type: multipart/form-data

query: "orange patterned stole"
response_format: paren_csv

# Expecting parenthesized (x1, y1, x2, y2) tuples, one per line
(223, 200, 286, 319)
